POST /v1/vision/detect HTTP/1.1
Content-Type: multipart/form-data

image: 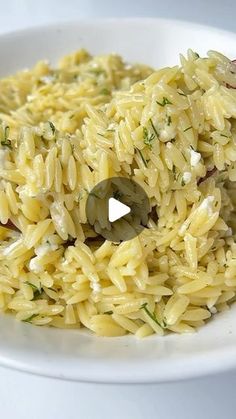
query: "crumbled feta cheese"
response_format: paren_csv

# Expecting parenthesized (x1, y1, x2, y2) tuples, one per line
(209, 306, 217, 314)
(35, 242, 58, 258)
(91, 282, 101, 293)
(183, 172, 192, 184)
(29, 256, 43, 273)
(50, 203, 67, 237)
(27, 95, 36, 102)
(61, 259, 69, 267)
(16, 185, 39, 198)
(190, 149, 201, 167)
(166, 142, 172, 149)
(107, 123, 116, 130)
(160, 125, 176, 142)
(124, 64, 132, 70)
(40, 75, 55, 84)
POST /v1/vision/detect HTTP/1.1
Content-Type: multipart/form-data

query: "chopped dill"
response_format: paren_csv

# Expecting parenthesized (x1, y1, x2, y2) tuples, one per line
(150, 118, 159, 138)
(1, 126, 12, 149)
(25, 281, 39, 292)
(220, 134, 228, 138)
(181, 177, 186, 187)
(25, 281, 43, 300)
(183, 126, 192, 132)
(23, 314, 38, 323)
(143, 127, 155, 149)
(48, 121, 56, 135)
(89, 68, 105, 76)
(141, 303, 166, 329)
(135, 148, 148, 167)
(100, 88, 110, 95)
(167, 115, 172, 126)
(156, 97, 172, 107)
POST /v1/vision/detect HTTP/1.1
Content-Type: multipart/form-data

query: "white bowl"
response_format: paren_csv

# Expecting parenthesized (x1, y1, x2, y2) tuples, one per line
(1, 18, 236, 384)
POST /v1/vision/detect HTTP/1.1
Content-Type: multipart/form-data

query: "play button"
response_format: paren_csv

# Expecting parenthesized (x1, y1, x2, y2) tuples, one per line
(108, 198, 131, 222)
(86, 177, 150, 242)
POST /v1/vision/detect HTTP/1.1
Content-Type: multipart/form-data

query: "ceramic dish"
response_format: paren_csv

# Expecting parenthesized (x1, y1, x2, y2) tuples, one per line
(1, 18, 236, 383)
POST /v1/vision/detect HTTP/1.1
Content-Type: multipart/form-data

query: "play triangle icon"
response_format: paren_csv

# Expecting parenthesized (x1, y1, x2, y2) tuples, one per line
(108, 197, 131, 223)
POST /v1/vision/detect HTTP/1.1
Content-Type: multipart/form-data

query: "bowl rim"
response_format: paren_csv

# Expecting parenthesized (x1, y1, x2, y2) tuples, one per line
(0, 15, 235, 45)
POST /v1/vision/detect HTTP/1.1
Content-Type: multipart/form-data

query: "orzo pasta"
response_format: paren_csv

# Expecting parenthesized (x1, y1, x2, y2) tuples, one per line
(0, 49, 236, 337)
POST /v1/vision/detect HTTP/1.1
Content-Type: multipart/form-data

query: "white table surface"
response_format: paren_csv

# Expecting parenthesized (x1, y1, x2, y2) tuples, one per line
(1, 2, 236, 418)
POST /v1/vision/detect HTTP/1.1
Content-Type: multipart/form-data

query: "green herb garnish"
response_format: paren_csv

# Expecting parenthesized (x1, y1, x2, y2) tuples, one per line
(25, 281, 39, 292)
(1, 126, 12, 149)
(181, 177, 186, 187)
(100, 88, 110, 95)
(167, 116, 172, 126)
(23, 314, 38, 323)
(150, 118, 159, 138)
(89, 68, 105, 76)
(183, 126, 192, 132)
(143, 127, 155, 149)
(220, 134, 228, 138)
(156, 97, 172, 107)
(173, 165, 176, 175)
(48, 121, 56, 135)
(141, 303, 166, 329)
(25, 281, 43, 300)
(135, 148, 148, 167)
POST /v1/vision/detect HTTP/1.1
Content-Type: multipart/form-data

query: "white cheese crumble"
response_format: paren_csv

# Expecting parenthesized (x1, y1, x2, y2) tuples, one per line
(183, 172, 192, 184)
(35, 242, 58, 258)
(40, 75, 55, 84)
(209, 306, 217, 314)
(16, 185, 39, 198)
(91, 282, 101, 293)
(27, 94, 36, 102)
(160, 125, 176, 142)
(107, 123, 117, 130)
(61, 259, 69, 267)
(29, 241, 59, 273)
(29, 257, 43, 273)
(190, 149, 201, 167)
